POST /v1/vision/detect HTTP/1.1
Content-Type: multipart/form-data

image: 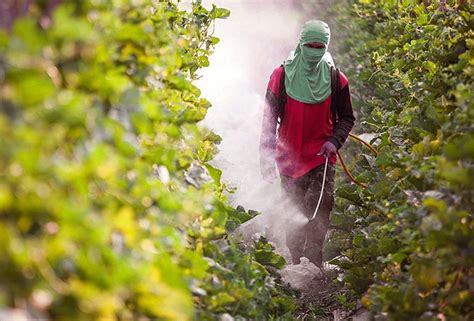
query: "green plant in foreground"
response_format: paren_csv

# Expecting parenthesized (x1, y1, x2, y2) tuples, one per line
(0, 1, 295, 320)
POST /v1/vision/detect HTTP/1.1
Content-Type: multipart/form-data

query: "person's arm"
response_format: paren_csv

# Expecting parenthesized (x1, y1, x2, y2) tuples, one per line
(327, 80, 355, 149)
(259, 68, 281, 181)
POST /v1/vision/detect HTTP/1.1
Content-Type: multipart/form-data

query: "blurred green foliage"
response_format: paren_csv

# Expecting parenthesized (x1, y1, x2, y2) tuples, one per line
(330, 0, 474, 319)
(0, 1, 295, 319)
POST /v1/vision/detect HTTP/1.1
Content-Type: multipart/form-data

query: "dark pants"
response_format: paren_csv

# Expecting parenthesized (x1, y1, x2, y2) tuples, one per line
(280, 164, 335, 267)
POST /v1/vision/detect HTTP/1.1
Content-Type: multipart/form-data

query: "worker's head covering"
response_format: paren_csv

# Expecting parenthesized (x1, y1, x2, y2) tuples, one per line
(284, 20, 334, 104)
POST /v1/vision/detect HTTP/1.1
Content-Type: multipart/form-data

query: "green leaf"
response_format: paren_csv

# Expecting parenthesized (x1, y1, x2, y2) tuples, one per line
(211, 7, 231, 19)
(352, 234, 365, 247)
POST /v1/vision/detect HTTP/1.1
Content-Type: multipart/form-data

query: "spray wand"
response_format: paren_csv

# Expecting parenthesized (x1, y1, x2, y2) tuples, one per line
(307, 134, 379, 223)
(308, 156, 328, 223)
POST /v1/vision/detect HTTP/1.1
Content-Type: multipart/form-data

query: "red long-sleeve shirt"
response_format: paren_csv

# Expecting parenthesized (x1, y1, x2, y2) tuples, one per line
(259, 66, 355, 178)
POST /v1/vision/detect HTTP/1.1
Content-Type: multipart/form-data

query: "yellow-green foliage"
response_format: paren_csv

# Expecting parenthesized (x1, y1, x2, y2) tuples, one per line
(0, 1, 294, 320)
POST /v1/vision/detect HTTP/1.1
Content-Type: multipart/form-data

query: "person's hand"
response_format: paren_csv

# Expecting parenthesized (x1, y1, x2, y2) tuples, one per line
(317, 141, 337, 158)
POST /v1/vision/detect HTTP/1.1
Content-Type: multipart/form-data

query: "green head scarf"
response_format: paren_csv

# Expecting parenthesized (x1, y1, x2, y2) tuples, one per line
(284, 20, 335, 104)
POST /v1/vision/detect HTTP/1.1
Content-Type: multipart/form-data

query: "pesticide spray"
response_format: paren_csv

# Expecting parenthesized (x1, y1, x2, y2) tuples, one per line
(194, 0, 310, 258)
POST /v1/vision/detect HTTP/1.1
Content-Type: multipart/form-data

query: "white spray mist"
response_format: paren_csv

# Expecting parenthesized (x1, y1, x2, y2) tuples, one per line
(194, 0, 315, 258)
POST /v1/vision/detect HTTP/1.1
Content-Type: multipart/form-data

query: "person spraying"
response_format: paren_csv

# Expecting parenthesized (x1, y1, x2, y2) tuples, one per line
(259, 20, 355, 267)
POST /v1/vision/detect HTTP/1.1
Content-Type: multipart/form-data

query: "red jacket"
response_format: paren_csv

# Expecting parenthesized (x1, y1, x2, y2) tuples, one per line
(259, 66, 355, 178)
